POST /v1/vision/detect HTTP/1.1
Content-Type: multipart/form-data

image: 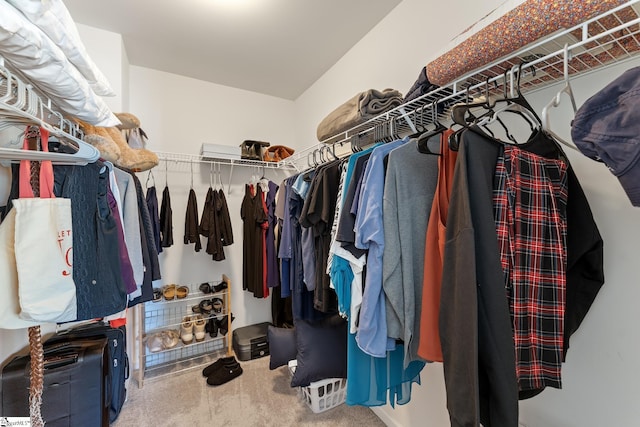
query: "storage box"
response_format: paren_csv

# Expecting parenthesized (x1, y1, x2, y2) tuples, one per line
(287, 360, 347, 413)
(232, 322, 270, 361)
(200, 143, 240, 160)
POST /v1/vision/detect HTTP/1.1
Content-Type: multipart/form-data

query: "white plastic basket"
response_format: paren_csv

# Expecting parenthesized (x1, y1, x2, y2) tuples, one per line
(288, 360, 347, 413)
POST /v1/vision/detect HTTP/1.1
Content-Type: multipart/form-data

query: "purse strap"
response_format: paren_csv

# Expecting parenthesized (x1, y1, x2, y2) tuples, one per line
(19, 127, 55, 199)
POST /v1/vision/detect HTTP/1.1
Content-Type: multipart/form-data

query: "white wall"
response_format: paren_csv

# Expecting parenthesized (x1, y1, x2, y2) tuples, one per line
(128, 65, 296, 331)
(76, 24, 128, 113)
(294, 1, 640, 426)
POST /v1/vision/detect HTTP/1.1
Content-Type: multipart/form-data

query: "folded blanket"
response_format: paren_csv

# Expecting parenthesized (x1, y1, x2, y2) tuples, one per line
(317, 88, 403, 142)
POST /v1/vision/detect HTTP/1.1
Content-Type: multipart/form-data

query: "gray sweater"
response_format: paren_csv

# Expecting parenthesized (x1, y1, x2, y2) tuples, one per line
(382, 139, 438, 367)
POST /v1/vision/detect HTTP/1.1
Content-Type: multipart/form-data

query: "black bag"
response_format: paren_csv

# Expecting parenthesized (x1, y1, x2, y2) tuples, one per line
(1, 338, 110, 427)
(45, 322, 129, 423)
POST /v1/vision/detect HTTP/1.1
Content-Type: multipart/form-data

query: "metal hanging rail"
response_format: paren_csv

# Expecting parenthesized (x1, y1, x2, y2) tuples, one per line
(155, 150, 298, 194)
(283, 0, 640, 164)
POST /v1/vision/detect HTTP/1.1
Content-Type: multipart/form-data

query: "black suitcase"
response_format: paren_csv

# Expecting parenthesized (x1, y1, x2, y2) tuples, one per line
(45, 322, 128, 423)
(1, 338, 109, 427)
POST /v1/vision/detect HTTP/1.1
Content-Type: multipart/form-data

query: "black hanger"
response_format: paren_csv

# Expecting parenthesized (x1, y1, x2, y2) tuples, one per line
(416, 100, 445, 154)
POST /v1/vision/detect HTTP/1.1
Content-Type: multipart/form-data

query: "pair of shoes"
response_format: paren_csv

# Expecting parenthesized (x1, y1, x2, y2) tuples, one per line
(145, 329, 180, 352)
(206, 359, 243, 386)
(181, 315, 206, 344)
(213, 280, 228, 293)
(196, 298, 224, 315)
(152, 288, 162, 302)
(163, 284, 190, 300)
(199, 280, 228, 294)
(202, 355, 236, 377)
(205, 317, 219, 337)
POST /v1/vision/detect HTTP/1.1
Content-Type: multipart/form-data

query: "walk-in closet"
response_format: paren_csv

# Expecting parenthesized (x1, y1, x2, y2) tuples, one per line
(1, 1, 640, 426)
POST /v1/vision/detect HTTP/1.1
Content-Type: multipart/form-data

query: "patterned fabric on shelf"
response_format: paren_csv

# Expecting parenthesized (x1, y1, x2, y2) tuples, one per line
(426, 0, 635, 86)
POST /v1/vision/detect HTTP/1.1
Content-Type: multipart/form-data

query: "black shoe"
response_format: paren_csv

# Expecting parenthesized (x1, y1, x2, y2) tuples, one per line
(213, 280, 228, 293)
(205, 318, 218, 338)
(206, 361, 243, 386)
(202, 356, 236, 377)
(217, 313, 235, 336)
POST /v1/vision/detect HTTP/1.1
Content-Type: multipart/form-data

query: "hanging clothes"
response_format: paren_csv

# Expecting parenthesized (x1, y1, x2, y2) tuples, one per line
(113, 168, 144, 299)
(509, 131, 604, 399)
(493, 144, 568, 393)
(217, 188, 234, 247)
(300, 159, 343, 313)
(53, 162, 128, 321)
(439, 128, 522, 427)
(418, 130, 458, 363)
(184, 188, 202, 252)
(145, 185, 162, 254)
(354, 138, 408, 358)
(265, 180, 280, 288)
(382, 138, 439, 368)
(259, 179, 270, 298)
(159, 185, 174, 248)
(241, 184, 268, 298)
(129, 172, 162, 307)
(200, 187, 223, 260)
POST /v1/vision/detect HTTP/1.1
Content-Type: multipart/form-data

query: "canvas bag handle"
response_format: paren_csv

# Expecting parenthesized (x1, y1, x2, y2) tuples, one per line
(19, 126, 55, 199)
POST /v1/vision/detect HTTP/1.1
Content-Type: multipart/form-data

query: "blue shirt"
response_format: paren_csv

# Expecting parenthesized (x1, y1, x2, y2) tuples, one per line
(354, 138, 408, 357)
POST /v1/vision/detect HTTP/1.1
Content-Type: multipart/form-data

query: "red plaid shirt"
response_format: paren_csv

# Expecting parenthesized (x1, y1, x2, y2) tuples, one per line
(493, 145, 568, 392)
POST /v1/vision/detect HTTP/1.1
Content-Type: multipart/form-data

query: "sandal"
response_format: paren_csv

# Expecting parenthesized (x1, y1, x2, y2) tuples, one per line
(176, 285, 190, 299)
(163, 284, 177, 300)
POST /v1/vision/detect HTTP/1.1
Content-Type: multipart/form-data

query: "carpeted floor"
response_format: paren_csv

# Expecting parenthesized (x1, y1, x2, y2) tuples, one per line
(113, 355, 386, 427)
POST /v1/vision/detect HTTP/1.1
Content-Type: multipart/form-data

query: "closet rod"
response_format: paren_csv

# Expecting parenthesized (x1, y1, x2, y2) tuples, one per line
(155, 150, 298, 194)
(155, 150, 298, 170)
(305, 0, 640, 151)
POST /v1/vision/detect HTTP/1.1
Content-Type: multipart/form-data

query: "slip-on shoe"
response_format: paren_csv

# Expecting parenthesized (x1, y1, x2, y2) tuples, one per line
(202, 355, 236, 377)
(206, 361, 243, 386)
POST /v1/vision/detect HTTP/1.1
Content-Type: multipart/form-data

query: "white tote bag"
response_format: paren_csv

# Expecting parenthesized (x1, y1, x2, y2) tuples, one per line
(0, 127, 76, 328)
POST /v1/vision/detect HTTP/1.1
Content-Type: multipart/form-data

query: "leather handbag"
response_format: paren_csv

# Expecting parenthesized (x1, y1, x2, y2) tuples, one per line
(262, 145, 295, 162)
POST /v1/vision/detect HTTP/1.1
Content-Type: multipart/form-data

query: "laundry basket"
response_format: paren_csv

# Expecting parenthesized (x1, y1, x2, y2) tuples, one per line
(288, 360, 347, 413)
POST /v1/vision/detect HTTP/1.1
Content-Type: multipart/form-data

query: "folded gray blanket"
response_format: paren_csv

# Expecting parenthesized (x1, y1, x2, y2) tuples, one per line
(316, 88, 403, 142)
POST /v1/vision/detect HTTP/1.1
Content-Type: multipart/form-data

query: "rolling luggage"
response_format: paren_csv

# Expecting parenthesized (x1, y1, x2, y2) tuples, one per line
(1, 338, 109, 427)
(45, 321, 128, 423)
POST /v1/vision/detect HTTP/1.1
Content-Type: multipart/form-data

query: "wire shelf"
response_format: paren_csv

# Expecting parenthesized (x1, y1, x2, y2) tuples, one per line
(143, 277, 233, 372)
(305, 1, 640, 153)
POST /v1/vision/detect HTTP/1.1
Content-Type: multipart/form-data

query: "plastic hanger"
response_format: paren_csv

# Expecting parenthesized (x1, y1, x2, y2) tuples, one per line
(0, 69, 100, 165)
(541, 44, 579, 151)
(417, 100, 445, 154)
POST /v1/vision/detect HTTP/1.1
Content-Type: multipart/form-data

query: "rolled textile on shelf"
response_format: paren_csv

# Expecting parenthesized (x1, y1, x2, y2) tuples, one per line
(316, 88, 403, 142)
(425, 0, 630, 86)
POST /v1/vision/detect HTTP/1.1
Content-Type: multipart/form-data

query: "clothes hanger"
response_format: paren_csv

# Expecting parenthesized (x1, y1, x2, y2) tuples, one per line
(190, 160, 194, 189)
(541, 44, 579, 151)
(0, 72, 100, 165)
(146, 169, 156, 189)
(417, 100, 445, 154)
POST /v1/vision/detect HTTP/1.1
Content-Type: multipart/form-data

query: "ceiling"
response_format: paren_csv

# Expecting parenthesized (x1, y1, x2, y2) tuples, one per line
(63, 0, 402, 100)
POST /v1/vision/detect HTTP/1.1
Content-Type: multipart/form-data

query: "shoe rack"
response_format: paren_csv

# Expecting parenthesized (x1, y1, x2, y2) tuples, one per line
(136, 274, 233, 387)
